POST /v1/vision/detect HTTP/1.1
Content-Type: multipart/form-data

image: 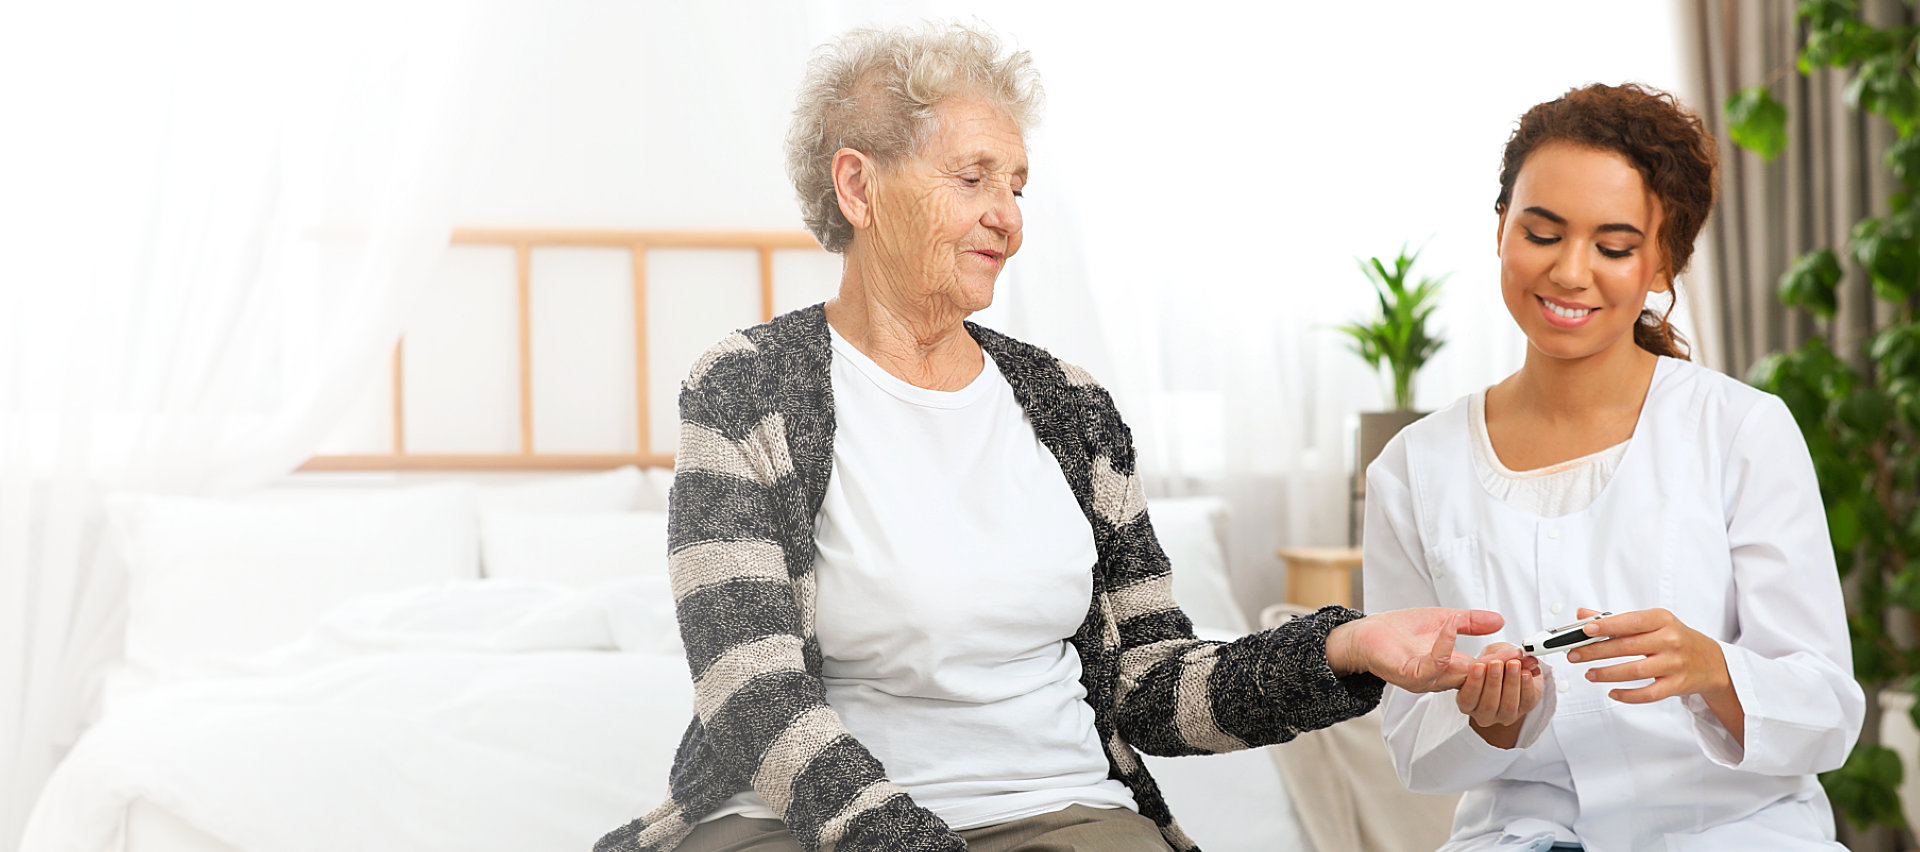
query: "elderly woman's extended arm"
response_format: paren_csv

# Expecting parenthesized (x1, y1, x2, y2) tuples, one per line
(1073, 385, 1387, 756)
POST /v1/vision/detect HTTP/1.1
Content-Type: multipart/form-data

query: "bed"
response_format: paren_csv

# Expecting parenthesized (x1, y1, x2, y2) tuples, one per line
(18, 229, 1433, 852)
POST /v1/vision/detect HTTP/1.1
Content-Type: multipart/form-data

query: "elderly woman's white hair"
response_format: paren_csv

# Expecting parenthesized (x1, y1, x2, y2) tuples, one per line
(786, 22, 1044, 253)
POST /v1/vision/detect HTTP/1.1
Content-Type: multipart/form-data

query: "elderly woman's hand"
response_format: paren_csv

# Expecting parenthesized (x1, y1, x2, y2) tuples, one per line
(1325, 607, 1505, 693)
(1458, 642, 1545, 748)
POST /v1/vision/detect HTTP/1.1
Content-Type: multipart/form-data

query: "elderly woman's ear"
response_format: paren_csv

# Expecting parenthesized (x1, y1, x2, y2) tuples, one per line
(831, 147, 878, 232)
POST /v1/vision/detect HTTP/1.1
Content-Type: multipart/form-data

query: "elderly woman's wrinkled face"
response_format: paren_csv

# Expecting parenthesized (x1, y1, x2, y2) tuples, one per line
(867, 97, 1026, 313)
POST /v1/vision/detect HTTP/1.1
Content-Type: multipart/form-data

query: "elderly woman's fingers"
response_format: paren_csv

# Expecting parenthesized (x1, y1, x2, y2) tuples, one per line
(1521, 667, 1545, 713)
(1475, 661, 1507, 723)
(1456, 609, 1505, 636)
(1456, 663, 1488, 715)
(1498, 660, 1525, 721)
(1478, 642, 1525, 662)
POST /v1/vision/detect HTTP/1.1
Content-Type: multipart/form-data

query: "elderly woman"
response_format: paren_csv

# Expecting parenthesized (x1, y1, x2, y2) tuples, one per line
(595, 23, 1501, 852)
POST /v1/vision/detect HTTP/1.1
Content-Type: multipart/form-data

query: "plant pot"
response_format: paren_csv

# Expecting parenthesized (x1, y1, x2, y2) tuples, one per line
(1881, 688, 1920, 830)
(1346, 409, 1429, 560)
(1356, 410, 1427, 479)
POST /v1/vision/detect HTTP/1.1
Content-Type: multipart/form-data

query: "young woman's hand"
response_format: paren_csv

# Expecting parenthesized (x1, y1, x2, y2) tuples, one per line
(1566, 607, 1744, 743)
(1458, 642, 1543, 748)
(1326, 607, 1505, 693)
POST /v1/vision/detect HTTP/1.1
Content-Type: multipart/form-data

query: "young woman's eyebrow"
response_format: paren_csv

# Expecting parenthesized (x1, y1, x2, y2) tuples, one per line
(1521, 206, 1566, 224)
(1522, 206, 1643, 236)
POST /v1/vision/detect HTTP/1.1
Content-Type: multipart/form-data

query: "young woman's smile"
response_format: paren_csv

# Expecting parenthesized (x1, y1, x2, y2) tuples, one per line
(1496, 142, 1669, 363)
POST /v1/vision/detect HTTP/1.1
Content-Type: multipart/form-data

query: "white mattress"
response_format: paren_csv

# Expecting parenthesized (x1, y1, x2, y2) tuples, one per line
(25, 493, 1315, 852)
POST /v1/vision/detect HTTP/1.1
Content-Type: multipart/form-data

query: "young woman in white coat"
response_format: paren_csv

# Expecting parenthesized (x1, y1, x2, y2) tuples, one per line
(1361, 82, 1864, 852)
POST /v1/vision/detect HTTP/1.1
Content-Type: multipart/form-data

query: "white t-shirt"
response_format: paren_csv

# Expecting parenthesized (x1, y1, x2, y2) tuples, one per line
(705, 327, 1135, 829)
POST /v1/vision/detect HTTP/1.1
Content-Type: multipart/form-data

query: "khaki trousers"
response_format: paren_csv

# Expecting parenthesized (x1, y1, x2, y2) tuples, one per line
(675, 804, 1174, 852)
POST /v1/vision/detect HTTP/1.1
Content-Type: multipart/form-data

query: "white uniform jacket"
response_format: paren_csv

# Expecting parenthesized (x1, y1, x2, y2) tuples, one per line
(1363, 357, 1864, 852)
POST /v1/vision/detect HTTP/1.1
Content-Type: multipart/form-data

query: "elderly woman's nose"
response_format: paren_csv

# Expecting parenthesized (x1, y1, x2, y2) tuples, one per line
(983, 183, 1022, 235)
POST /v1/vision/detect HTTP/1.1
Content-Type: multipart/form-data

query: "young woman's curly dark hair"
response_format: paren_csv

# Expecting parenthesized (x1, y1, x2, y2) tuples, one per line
(1494, 83, 1720, 360)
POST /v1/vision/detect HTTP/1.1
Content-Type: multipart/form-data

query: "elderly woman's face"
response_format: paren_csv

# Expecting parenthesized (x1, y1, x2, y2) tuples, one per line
(868, 97, 1026, 313)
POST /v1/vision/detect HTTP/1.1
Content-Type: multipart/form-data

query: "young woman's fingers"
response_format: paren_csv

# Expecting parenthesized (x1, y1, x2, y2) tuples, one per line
(1606, 681, 1672, 704)
(1566, 634, 1656, 663)
(1584, 608, 1674, 640)
(1584, 658, 1660, 683)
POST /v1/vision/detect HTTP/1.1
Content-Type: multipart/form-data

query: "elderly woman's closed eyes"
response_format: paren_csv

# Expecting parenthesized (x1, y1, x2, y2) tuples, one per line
(594, 21, 1502, 852)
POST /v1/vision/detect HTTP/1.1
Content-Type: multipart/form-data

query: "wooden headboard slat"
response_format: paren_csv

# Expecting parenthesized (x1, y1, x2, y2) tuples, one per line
(299, 227, 823, 473)
(631, 245, 652, 463)
(515, 240, 535, 454)
(301, 453, 678, 472)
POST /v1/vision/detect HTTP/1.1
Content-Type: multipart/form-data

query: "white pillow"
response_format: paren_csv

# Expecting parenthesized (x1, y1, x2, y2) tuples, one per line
(475, 465, 644, 515)
(110, 482, 480, 681)
(1149, 496, 1250, 634)
(479, 509, 670, 586)
(637, 467, 674, 512)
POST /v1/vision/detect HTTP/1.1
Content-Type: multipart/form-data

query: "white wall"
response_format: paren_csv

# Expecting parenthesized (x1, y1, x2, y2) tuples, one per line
(314, 0, 1697, 616)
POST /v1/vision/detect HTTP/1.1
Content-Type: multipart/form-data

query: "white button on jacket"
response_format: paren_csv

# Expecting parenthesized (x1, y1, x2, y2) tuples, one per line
(1363, 358, 1863, 852)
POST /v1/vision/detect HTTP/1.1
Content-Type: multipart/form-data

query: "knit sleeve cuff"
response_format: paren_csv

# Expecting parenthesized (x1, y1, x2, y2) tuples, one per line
(1256, 605, 1385, 727)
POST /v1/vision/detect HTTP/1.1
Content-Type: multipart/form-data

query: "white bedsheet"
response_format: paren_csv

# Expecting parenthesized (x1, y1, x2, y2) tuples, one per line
(24, 581, 1311, 852)
(24, 579, 688, 852)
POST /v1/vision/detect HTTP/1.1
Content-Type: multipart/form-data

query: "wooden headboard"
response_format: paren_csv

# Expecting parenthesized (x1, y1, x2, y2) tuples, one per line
(300, 227, 826, 472)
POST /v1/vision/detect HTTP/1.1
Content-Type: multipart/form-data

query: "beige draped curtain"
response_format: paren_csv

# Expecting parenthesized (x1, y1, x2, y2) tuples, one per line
(1682, 0, 1908, 376)
(1682, 5, 1918, 849)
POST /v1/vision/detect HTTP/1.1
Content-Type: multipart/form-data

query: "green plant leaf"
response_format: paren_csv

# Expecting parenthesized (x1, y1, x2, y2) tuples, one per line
(1746, 351, 1787, 391)
(1908, 679, 1920, 734)
(1853, 615, 1896, 682)
(1891, 562, 1920, 610)
(1334, 324, 1387, 370)
(1892, 374, 1920, 431)
(1846, 52, 1920, 136)
(1800, 8, 1888, 72)
(1831, 495, 1866, 555)
(1779, 249, 1845, 318)
(1821, 742, 1905, 832)
(1890, 134, 1920, 188)
(1873, 324, 1920, 383)
(1840, 388, 1897, 435)
(1851, 215, 1920, 299)
(1753, 340, 1844, 431)
(1346, 245, 1444, 411)
(1726, 86, 1790, 159)
(1797, 0, 1860, 32)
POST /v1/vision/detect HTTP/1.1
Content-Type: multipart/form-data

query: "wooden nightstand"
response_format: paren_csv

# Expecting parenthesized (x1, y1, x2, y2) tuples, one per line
(1277, 546, 1364, 610)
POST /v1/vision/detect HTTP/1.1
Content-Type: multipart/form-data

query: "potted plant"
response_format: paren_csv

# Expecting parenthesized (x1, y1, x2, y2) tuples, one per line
(1338, 243, 1447, 470)
(1726, 1, 1920, 838)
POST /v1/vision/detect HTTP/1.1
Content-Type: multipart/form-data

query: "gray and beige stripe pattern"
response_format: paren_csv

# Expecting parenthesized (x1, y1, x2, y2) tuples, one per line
(594, 304, 1383, 852)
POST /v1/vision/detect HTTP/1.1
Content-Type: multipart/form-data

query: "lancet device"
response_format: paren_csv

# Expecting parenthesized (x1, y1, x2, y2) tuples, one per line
(1521, 611, 1613, 655)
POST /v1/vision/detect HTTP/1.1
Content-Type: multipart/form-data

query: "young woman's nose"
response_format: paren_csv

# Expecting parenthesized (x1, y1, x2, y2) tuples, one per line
(1547, 242, 1592, 291)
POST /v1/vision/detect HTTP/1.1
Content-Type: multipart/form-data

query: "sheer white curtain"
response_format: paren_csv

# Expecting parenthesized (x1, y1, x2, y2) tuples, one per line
(908, 1, 1696, 616)
(0, 4, 486, 847)
(594, 2, 1694, 618)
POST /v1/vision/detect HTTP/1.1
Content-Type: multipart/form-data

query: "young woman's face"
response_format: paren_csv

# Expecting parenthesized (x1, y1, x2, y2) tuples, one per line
(1497, 143, 1670, 364)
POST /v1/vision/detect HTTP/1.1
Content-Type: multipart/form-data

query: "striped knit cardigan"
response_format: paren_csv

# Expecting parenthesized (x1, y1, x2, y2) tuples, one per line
(594, 304, 1383, 852)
